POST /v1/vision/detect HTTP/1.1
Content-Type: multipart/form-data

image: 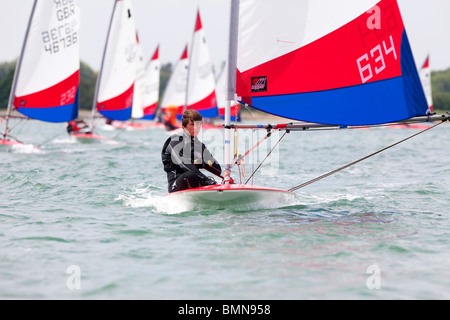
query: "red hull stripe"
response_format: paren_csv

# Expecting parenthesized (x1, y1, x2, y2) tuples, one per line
(168, 184, 293, 195)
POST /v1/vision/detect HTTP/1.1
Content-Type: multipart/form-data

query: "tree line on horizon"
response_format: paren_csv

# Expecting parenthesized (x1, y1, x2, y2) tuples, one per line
(1, 59, 450, 112)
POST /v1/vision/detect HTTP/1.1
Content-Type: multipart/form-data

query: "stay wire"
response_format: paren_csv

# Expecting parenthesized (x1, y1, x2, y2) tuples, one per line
(244, 131, 288, 185)
(288, 120, 445, 193)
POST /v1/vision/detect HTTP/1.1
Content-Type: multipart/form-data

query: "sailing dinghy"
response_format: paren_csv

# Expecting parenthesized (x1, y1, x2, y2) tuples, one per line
(1, 0, 80, 148)
(185, 9, 218, 121)
(165, 0, 449, 208)
(420, 55, 433, 113)
(159, 45, 189, 130)
(141, 45, 164, 128)
(107, 31, 149, 130)
(75, 0, 139, 142)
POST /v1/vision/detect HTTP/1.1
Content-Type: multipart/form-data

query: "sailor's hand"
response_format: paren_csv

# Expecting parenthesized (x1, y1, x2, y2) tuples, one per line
(193, 158, 202, 167)
(204, 177, 217, 186)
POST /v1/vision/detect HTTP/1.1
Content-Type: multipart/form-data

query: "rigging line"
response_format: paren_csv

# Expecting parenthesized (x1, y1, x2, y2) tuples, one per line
(288, 120, 446, 193)
(232, 130, 271, 169)
(37, 131, 65, 148)
(111, 127, 127, 140)
(244, 131, 288, 185)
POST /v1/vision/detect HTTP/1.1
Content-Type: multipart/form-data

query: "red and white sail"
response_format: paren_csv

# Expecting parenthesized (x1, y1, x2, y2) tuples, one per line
(233, 0, 429, 125)
(141, 45, 161, 120)
(12, 0, 80, 123)
(420, 55, 433, 113)
(160, 45, 189, 118)
(186, 10, 218, 118)
(95, 0, 139, 121)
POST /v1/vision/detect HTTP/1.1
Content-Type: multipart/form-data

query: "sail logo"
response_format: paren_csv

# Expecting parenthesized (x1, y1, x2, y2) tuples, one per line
(251, 76, 267, 93)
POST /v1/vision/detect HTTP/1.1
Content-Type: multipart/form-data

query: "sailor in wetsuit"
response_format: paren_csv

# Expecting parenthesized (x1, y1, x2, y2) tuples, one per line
(161, 109, 221, 193)
(66, 120, 92, 135)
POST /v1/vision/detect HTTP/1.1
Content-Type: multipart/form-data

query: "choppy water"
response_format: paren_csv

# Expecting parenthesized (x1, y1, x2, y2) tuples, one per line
(1, 118, 450, 299)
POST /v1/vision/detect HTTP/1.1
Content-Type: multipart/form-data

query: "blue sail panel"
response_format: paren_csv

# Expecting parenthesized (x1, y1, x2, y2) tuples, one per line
(99, 107, 132, 121)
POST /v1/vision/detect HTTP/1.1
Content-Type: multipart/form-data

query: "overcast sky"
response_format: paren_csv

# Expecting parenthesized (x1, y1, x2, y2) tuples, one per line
(0, 0, 449, 72)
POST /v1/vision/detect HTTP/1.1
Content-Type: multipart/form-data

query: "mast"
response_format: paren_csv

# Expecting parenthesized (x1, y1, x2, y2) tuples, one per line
(224, 0, 240, 184)
(2, 0, 38, 141)
(90, 0, 119, 131)
(184, 10, 199, 113)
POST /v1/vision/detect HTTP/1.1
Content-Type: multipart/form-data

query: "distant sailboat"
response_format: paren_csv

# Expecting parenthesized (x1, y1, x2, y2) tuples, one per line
(109, 31, 148, 130)
(131, 31, 146, 121)
(159, 10, 219, 131)
(81, 0, 140, 140)
(159, 45, 189, 128)
(185, 9, 218, 119)
(1, 0, 80, 147)
(420, 55, 433, 113)
(389, 55, 434, 129)
(141, 45, 161, 121)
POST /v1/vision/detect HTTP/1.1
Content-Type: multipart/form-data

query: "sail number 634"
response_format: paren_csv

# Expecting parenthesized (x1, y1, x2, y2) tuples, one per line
(356, 35, 397, 83)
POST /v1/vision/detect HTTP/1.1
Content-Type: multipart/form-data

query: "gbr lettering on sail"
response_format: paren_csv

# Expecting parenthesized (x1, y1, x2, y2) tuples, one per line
(42, 0, 78, 55)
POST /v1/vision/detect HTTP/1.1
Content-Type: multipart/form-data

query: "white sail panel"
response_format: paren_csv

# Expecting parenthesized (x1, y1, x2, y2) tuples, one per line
(160, 45, 189, 116)
(420, 56, 433, 112)
(132, 32, 145, 119)
(234, 0, 429, 125)
(142, 46, 161, 119)
(97, 0, 138, 110)
(238, 0, 379, 72)
(186, 10, 217, 118)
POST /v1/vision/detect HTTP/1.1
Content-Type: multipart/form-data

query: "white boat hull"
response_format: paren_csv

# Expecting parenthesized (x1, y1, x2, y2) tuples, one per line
(165, 184, 295, 208)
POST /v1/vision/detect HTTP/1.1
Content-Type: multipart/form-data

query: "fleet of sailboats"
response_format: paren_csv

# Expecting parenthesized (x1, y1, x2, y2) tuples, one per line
(159, 9, 219, 130)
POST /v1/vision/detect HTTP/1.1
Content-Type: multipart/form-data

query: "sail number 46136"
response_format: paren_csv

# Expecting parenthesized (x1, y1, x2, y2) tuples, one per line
(356, 35, 397, 83)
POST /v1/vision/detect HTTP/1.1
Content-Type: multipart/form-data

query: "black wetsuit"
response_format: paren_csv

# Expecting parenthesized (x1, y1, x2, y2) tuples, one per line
(161, 131, 222, 193)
